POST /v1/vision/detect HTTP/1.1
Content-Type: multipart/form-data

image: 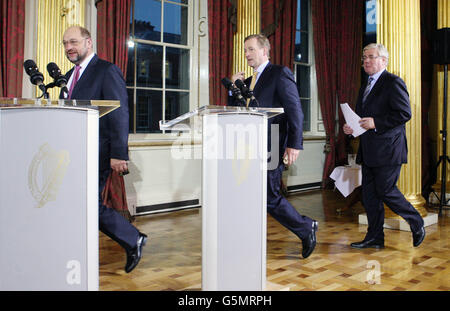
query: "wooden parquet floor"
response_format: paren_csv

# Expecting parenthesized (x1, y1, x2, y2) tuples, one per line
(99, 189, 450, 291)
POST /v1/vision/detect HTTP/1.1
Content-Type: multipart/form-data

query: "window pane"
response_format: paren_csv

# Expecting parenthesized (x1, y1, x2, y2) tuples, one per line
(127, 0, 192, 135)
(166, 47, 190, 89)
(127, 88, 135, 133)
(136, 89, 163, 133)
(294, 31, 309, 63)
(136, 44, 163, 88)
(298, 0, 308, 31)
(300, 99, 311, 132)
(126, 45, 135, 86)
(163, 2, 188, 44)
(165, 91, 189, 123)
(296, 65, 310, 98)
(134, 0, 161, 41)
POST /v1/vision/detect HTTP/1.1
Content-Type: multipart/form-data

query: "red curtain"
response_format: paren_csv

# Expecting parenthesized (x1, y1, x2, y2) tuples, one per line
(0, 0, 25, 97)
(96, 0, 131, 77)
(312, 0, 363, 186)
(208, 0, 235, 106)
(335, 1, 364, 168)
(261, 0, 297, 70)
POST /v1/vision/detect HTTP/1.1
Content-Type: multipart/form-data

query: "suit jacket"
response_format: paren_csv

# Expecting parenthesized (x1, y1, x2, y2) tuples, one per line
(60, 54, 129, 173)
(229, 63, 304, 162)
(355, 70, 411, 167)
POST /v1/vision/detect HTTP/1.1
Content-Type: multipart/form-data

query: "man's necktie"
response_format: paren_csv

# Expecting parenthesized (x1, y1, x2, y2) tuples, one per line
(247, 71, 258, 107)
(362, 77, 373, 103)
(68, 65, 81, 99)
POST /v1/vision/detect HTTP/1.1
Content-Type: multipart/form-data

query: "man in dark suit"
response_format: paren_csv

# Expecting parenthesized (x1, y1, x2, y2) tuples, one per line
(230, 34, 318, 259)
(343, 43, 425, 249)
(61, 26, 146, 273)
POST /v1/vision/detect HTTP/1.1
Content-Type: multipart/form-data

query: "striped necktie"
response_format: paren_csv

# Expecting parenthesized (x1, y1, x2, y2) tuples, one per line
(246, 71, 258, 107)
(362, 77, 373, 103)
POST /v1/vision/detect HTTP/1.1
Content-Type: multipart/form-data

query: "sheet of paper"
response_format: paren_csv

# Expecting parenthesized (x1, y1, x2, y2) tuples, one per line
(340, 103, 367, 137)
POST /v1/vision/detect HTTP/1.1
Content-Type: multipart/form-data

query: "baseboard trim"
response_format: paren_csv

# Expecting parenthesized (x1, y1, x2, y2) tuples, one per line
(136, 199, 200, 216)
(287, 182, 322, 193)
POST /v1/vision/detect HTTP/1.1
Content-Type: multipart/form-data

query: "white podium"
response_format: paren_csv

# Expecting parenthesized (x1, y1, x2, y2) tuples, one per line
(0, 98, 118, 291)
(161, 105, 283, 291)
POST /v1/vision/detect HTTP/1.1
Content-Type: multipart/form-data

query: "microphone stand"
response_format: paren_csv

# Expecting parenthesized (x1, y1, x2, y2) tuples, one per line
(247, 90, 259, 107)
(39, 82, 67, 100)
(231, 87, 246, 107)
(235, 79, 258, 108)
(249, 97, 260, 107)
(430, 63, 450, 216)
(37, 83, 51, 99)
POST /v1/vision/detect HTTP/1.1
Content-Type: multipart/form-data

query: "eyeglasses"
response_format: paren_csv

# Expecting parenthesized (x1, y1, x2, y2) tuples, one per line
(361, 55, 381, 62)
(62, 38, 87, 47)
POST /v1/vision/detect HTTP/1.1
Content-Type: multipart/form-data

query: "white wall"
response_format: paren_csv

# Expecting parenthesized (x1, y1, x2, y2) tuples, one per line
(284, 139, 326, 188)
(125, 144, 202, 211)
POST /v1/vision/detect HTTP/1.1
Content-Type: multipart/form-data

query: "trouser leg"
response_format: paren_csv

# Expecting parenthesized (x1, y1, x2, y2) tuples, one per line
(98, 168, 139, 250)
(267, 163, 313, 240)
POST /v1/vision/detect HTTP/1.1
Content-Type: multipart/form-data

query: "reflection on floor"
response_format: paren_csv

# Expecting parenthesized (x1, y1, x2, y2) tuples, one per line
(99, 189, 450, 291)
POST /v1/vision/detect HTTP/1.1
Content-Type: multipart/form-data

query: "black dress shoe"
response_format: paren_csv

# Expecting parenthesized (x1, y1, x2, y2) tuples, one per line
(302, 221, 318, 258)
(350, 239, 384, 249)
(125, 233, 148, 273)
(412, 226, 425, 247)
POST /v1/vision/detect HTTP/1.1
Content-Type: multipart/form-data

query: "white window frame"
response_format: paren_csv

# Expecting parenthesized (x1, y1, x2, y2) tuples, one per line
(293, 0, 325, 137)
(127, 0, 199, 141)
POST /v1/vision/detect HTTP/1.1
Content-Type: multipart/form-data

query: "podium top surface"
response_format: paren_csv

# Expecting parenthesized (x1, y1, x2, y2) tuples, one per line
(0, 98, 120, 117)
(160, 105, 284, 130)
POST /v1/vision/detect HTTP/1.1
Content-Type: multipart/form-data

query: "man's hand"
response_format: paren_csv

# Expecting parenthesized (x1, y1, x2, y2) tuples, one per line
(231, 72, 245, 83)
(110, 158, 128, 174)
(359, 117, 375, 130)
(343, 124, 354, 135)
(283, 148, 300, 166)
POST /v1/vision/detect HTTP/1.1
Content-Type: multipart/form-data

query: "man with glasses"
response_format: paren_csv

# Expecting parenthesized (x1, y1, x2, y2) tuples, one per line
(61, 26, 147, 273)
(343, 43, 425, 249)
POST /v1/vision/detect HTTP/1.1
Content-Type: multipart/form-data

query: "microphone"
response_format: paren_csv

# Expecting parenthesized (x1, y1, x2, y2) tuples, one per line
(221, 77, 235, 91)
(23, 59, 45, 92)
(221, 77, 246, 106)
(47, 62, 69, 94)
(234, 79, 259, 107)
(234, 79, 250, 97)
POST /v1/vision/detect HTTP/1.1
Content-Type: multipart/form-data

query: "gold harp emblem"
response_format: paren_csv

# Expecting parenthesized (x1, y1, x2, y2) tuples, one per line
(28, 143, 70, 208)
